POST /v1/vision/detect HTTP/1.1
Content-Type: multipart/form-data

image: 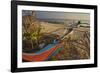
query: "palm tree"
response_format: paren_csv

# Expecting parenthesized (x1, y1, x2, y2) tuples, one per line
(22, 11, 42, 50)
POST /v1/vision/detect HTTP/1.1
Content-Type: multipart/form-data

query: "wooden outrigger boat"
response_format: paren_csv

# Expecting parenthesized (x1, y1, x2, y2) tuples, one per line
(22, 27, 73, 62)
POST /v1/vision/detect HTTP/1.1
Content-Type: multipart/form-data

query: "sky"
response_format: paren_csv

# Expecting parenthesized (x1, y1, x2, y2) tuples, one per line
(36, 11, 90, 21)
(22, 10, 90, 21)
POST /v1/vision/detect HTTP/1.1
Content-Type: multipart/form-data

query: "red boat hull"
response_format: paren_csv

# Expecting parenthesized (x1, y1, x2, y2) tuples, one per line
(22, 42, 64, 62)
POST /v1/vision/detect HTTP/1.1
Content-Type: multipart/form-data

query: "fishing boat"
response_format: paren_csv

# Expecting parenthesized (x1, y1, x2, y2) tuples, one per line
(22, 27, 73, 62)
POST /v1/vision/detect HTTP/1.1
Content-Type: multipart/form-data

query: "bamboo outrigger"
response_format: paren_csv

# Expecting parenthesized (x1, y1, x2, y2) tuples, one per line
(22, 28, 73, 62)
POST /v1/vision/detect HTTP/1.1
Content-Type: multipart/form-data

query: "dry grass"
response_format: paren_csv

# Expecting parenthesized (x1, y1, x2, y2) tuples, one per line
(50, 29, 90, 60)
